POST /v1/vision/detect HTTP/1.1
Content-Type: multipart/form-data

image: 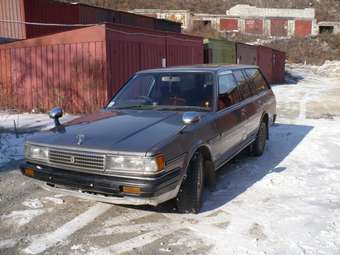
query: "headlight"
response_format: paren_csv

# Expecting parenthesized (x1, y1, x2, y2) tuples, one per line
(26, 145, 49, 161)
(106, 154, 165, 173)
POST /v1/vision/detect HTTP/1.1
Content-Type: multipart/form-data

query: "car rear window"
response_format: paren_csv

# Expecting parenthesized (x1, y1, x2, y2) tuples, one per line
(232, 70, 252, 100)
(245, 68, 269, 94)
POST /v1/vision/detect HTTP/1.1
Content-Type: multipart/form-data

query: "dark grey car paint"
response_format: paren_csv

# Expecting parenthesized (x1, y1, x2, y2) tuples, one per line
(24, 65, 276, 203)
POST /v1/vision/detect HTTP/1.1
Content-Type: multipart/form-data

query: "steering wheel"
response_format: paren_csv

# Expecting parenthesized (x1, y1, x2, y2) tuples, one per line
(134, 96, 153, 104)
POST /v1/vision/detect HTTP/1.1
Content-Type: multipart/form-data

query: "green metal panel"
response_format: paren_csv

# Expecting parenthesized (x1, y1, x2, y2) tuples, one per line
(204, 38, 236, 64)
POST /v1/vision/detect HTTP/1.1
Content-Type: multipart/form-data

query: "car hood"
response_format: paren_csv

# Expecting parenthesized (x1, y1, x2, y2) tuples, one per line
(28, 110, 185, 155)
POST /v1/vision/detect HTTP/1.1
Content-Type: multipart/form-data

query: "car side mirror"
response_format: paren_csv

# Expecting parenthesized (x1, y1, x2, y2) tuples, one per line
(182, 112, 201, 125)
(48, 107, 63, 127)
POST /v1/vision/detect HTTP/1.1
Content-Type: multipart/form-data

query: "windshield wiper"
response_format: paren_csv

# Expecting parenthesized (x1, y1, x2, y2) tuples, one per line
(114, 104, 155, 110)
(155, 106, 211, 112)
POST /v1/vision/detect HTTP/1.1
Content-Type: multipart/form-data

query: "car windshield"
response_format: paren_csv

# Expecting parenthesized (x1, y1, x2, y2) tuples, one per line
(107, 72, 214, 111)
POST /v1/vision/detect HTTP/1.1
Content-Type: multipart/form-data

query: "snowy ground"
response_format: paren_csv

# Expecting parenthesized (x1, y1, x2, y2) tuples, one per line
(0, 63, 340, 254)
(0, 113, 75, 167)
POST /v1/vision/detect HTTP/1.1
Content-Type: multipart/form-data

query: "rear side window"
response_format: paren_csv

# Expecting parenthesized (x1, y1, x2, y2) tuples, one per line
(232, 70, 252, 100)
(245, 68, 269, 94)
(218, 74, 239, 110)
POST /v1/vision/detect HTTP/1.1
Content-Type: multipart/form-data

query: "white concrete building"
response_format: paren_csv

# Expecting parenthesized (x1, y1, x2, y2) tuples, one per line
(131, 5, 320, 38)
(226, 4, 315, 19)
(224, 5, 318, 38)
(318, 21, 340, 35)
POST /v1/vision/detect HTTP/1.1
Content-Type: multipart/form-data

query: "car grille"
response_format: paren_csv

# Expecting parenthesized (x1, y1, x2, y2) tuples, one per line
(49, 149, 105, 171)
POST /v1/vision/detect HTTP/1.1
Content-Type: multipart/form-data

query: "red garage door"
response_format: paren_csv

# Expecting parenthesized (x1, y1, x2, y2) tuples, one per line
(245, 19, 263, 34)
(271, 19, 288, 37)
(295, 20, 312, 38)
(220, 19, 238, 31)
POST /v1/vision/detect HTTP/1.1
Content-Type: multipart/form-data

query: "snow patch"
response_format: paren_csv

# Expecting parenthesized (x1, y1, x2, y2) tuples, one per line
(0, 239, 17, 249)
(43, 197, 64, 205)
(23, 203, 111, 255)
(1, 209, 46, 227)
(70, 244, 83, 250)
(22, 199, 44, 209)
(0, 133, 29, 167)
(0, 111, 77, 168)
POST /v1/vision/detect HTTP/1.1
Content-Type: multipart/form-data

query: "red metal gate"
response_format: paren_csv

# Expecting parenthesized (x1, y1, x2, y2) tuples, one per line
(295, 20, 312, 38)
(245, 19, 263, 34)
(220, 19, 238, 31)
(271, 19, 288, 37)
(272, 49, 286, 84)
(0, 24, 203, 113)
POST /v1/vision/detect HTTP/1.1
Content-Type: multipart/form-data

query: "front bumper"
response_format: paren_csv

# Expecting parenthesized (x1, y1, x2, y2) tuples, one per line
(20, 162, 182, 206)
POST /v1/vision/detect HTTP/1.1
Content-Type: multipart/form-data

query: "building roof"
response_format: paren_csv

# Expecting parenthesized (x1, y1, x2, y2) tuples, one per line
(130, 9, 190, 14)
(226, 4, 315, 19)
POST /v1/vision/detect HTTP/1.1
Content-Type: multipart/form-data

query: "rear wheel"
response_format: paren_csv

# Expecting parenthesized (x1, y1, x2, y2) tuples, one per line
(176, 151, 204, 214)
(252, 120, 267, 156)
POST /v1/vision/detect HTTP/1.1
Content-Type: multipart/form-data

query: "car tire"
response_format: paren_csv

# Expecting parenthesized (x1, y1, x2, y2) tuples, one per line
(176, 151, 204, 214)
(252, 120, 267, 157)
(205, 160, 216, 192)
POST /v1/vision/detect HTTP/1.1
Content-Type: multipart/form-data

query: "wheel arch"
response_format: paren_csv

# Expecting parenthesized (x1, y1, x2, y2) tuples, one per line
(183, 142, 215, 186)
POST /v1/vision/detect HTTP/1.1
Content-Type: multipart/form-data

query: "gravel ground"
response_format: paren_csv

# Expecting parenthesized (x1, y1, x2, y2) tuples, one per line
(0, 64, 339, 255)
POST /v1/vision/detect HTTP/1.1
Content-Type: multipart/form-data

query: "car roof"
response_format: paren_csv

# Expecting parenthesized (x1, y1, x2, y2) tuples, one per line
(136, 64, 259, 74)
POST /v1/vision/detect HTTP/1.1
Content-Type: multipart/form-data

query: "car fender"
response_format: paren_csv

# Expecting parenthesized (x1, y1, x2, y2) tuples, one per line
(180, 140, 214, 182)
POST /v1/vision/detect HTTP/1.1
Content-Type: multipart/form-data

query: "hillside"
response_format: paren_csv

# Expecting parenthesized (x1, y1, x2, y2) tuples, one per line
(61, 0, 340, 64)
(66, 0, 340, 21)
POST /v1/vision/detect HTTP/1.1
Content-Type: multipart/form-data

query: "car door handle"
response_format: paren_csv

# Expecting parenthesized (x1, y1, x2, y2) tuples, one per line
(241, 109, 247, 116)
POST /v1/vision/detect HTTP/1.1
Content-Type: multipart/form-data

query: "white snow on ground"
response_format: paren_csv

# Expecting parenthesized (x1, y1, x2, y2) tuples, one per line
(1, 209, 47, 227)
(0, 239, 17, 249)
(42, 196, 65, 205)
(0, 112, 76, 167)
(22, 199, 44, 209)
(315, 60, 340, 78)
(23, 203, 112, 255)
(0, 111, 76, 131)
(0, 133, 28, 167)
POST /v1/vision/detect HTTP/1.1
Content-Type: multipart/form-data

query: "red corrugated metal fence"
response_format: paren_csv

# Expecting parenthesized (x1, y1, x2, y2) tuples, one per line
(236, 43, 257, 65)
(24, 0, 80, 38)
(0, 0, 26, 39)
(272, 49, 286, 83)
(0, 0, 182, 40)
(0, 24, 203, 113)
(257, 46, 273, 83)
(237, 43, 286, 84)
(0, 26, 107, 113)
(106, 24, 202, 96)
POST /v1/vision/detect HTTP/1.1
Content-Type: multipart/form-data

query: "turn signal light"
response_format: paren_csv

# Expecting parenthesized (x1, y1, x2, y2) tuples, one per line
(122, 186, 141, 195)
(155, 154, 165, 171)
(24, 167, 35, 177)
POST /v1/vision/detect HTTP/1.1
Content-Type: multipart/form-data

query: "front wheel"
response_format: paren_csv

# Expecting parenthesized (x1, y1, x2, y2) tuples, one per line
(252, 121, 267, 156)
(176, 152, 204, 214)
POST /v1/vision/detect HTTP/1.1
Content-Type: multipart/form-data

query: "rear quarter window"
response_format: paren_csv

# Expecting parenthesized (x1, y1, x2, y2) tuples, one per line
(232, 70, 252, 100)
(245, 68, 269, 94)
(218, 74, 240, 110)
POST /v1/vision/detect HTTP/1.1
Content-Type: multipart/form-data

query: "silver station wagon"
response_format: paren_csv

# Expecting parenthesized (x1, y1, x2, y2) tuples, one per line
(21, 65, 276, 213)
